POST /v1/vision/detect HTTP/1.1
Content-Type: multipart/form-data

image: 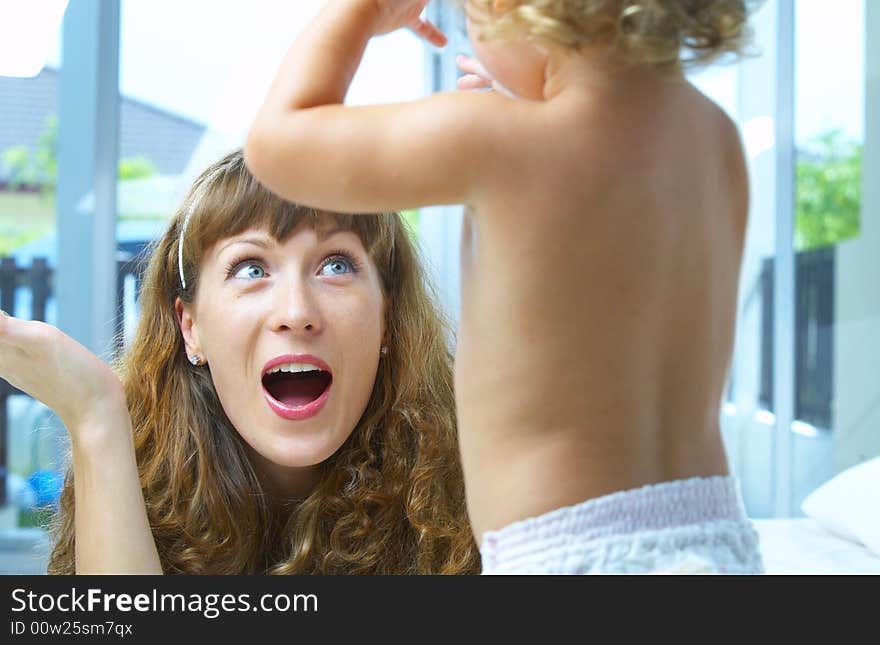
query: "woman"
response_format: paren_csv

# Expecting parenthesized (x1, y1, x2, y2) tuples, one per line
(0, 149, 479, 574)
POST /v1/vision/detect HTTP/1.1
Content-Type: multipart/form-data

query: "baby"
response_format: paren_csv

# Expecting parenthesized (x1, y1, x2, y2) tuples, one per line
(245, 0, 765, 574)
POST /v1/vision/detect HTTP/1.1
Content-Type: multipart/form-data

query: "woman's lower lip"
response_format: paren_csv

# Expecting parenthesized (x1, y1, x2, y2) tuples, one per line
(263, 385, 331, 420)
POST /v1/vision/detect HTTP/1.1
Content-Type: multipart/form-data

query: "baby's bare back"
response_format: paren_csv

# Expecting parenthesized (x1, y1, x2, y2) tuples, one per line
(456, 79, 749, 540)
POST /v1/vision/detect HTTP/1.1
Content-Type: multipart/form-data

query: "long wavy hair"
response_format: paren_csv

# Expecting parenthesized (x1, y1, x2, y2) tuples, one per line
(48, 149, 480, 574)
(457, 0, 755, 69)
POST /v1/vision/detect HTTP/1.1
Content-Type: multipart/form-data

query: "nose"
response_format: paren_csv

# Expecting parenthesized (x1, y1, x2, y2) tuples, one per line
(267, 277, 323, 335)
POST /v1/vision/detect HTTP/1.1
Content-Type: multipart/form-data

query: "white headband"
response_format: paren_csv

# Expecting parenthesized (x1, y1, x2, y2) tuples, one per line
(178, 199, 197, 290)
(178, 167, 225, 290)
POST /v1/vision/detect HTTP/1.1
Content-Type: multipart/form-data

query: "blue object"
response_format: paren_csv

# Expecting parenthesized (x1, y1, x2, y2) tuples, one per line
(26, 469, 64, 508)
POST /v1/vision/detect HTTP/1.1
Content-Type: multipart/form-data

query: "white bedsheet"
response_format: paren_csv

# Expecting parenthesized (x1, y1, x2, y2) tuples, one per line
(753, 518, 880, 574)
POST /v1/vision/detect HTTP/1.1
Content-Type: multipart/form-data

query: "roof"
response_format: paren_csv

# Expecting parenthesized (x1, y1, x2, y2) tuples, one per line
(0, 67, 206, 178)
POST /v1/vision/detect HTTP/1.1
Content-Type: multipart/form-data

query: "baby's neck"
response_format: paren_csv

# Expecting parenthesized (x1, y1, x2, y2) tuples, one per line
(542, 47, 685, 101)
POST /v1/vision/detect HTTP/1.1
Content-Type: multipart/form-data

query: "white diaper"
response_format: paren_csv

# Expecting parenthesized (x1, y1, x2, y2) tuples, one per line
(480, 476, 764, 574)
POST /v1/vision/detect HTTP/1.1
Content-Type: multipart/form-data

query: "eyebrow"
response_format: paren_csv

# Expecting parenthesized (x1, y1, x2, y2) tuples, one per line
(217, 228, 356, 255)
(218, 236, 273, 255)
(317, 227, 352, 242)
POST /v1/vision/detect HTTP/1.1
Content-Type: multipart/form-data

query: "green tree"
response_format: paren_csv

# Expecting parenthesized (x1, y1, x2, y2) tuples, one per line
(2, 115, 58, 193)
(118, 156, 158, 181)
(796, 129, 862, 251)
(2, 114, 157, 195)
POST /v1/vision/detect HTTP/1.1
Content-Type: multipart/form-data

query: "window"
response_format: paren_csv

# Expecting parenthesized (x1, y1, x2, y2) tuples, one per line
(0, 8, 64, 531)
(0, 0, 428, 536)
(719, 0, 876, 517)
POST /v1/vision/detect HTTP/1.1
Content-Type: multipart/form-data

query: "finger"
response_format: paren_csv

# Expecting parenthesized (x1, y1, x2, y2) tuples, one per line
(409, 18, 447, 48)
(457, 74, 493, 91)
(455, 55, 491, 80)
(491, 80, 517, 98)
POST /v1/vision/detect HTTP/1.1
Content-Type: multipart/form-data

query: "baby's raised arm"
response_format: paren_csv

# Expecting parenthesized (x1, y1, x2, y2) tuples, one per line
(245, 0, 517, 214)
(0, 312, 161, 574)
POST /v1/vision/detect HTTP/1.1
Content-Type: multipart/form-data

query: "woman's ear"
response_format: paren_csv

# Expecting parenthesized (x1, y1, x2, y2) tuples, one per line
(175, 297, 202, 360)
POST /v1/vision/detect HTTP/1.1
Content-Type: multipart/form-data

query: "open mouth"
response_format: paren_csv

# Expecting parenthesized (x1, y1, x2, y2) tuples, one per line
(262, 367, 332, 409)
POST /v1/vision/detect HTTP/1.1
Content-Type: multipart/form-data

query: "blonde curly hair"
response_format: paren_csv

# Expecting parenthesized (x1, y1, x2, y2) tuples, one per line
(47, 149, 480, 575)
(456, 0, 755, 68)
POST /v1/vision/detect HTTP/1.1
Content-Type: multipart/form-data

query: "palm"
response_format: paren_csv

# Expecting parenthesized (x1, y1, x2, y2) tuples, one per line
(0, 315, 123, 429)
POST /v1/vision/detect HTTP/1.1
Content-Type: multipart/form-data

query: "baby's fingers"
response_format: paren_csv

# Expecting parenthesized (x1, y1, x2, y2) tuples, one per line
(457, 74, 493, 91)
(456, 55, 491, 80)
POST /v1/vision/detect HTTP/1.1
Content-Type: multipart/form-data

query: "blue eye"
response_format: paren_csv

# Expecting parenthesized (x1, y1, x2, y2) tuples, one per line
(233, 263, 266, 280)
(320, 256, 354, 276)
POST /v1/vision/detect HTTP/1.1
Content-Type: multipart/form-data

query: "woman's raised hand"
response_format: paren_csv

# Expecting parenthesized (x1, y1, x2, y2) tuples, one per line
(0, 311, 126, 438)
(1, 310, 162, 573)
(371, 0, 447, 47)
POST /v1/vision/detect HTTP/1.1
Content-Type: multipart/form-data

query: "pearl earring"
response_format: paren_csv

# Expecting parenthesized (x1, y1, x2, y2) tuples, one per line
(380, 346, 388, 356)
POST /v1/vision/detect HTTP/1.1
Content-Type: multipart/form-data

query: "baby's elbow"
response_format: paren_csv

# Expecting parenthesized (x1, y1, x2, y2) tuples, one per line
(244, 121, 312, 202)
(243, 125, 273, 184)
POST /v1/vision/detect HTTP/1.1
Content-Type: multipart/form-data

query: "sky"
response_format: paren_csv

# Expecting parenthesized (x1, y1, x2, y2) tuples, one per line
(28, 0, 866, 151)
(50, 0, 430, 140)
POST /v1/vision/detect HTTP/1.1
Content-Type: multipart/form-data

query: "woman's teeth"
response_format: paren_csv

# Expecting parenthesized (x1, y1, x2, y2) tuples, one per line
(266, 362, 323, 375)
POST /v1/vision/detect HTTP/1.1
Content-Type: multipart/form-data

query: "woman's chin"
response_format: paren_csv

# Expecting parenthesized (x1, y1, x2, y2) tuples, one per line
(254, 434, 344, 470)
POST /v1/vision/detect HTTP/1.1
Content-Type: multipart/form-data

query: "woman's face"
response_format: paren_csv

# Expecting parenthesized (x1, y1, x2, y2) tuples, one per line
(178, 220, 386, 497)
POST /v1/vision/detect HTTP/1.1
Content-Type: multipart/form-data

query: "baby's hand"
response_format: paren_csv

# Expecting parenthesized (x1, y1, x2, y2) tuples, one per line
(0, 310, 126, 434)
(456, 54, 515, 97)
(371, 0, 447, 47)
(456, 54, 494, 90)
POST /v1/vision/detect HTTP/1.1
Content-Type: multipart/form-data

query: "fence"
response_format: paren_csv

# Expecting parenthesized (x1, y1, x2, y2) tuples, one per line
(759, 246, 835, 429)
(0, 254, 145, 506)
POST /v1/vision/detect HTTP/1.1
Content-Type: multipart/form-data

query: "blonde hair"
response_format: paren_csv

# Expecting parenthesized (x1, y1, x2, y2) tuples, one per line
(48, 150, 480, 574)
(458, 0, 754, 68)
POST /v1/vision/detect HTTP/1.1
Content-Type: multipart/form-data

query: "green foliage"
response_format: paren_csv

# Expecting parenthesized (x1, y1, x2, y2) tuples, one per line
(1, 115, 57, 195)
(0, 228, 47, 256)
(795, 129, 862, 251)
(118, 156, 158, 180)
(2, 146, 31, 186)
(400, 208, 419, 241)
(0, 192, 56, 255)
(34, 114, 59, 188)
(1, 114, 157, 194)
